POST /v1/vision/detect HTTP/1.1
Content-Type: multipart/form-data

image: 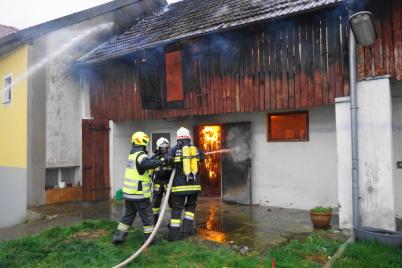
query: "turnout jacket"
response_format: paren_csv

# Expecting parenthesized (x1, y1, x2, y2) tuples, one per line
(167, 140, 205, 195)
(150, 152, 173, 186)
(123, 145, 163, 201)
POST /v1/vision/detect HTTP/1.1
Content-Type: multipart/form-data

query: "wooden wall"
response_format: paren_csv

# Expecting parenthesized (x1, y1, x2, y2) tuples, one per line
(357, 0, 402, 80)
(88, 0, 401, 122)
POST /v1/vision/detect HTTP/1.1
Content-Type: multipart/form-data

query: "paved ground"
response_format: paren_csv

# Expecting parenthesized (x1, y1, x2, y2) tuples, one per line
(0, 198, 345, 251)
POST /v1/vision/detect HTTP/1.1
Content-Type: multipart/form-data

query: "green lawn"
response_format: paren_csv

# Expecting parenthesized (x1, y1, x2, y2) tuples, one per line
(0, 220, 400, 268)
(332, 240, 402, 268)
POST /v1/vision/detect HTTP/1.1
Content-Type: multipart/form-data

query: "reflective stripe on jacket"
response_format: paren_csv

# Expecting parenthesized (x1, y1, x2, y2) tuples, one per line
(123, 151, 151, 199)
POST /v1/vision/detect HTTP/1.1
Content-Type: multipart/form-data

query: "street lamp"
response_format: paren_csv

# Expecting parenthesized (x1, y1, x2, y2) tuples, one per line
(349, 11, 377, 47)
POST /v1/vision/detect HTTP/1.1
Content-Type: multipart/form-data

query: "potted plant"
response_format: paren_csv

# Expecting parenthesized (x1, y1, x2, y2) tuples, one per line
(310, 207, 333, 229)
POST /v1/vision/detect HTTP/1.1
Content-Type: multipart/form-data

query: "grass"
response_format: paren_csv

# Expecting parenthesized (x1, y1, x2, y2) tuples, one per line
(332, 240, 402, 268)
(0, 220, 265, 268)
(0, 220, 400, 268)
(268, 234, 342, 268)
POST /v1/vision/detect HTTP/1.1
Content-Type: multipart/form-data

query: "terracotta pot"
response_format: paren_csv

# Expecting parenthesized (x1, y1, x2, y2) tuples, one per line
(310, 211, 332, 229)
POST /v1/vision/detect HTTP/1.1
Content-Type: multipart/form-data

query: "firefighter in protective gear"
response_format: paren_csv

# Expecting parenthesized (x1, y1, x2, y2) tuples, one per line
(150, 137, 173, 224)
(112, 131, 172, 245)
(167, 127, 205, 241)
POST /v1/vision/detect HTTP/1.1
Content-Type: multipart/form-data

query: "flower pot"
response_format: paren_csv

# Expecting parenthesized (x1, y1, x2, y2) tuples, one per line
(310, 211, 332, 229)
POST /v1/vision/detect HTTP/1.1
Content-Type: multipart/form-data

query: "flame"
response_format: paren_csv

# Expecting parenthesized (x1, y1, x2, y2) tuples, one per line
(198, 207, 226, 243)
(199, 126, 221, 180)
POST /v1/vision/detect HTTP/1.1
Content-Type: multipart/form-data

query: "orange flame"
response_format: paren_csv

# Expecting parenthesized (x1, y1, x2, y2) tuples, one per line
(199, 126, 221, 180)
(198, 207, 226, 243)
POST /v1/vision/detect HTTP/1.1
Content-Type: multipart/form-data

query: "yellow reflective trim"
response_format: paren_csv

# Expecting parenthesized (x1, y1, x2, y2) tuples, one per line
(185, 211, 195, 217)
(174, 157, 181, 162)
(171, 185, 201, 192)
(123, 180, 137, 186)
(137, 154, 147, 163)
(118, 222, 130, 231)
(170, 219, 181, 224)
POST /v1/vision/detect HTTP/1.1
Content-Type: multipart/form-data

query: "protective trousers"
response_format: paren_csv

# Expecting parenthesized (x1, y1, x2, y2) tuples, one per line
(151, 183, 167, 224)
(168, 194, 198, 240)
(117, 199, 154, 241)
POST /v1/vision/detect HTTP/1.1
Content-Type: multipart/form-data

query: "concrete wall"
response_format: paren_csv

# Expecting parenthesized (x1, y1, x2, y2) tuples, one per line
(46, 0, 163, 170)
(0, 167, 27, 228)
(112, 106, 338, 210)
(392, 80, 402, 218)
(34, 0, 163, 203)
(27, 38, 47, 207)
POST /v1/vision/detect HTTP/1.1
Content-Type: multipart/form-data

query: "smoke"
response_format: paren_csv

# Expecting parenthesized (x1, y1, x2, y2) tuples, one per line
(214, 4, 229, 18)
(0, 23, 113, 96)
(225, 126, 251, 163)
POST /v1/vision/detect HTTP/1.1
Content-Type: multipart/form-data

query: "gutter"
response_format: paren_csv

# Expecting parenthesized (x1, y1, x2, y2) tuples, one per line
(77, 1, 345, 65)
(347, 0, 360, 230)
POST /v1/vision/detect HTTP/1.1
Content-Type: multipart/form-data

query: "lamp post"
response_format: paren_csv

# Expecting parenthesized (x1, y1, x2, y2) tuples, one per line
(348, 10, 377, 229)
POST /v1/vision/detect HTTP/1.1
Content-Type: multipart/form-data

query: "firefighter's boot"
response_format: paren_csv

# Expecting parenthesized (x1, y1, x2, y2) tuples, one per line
(167, 227, 181, 241)
(182, 219, 196, 237)
(112, 230, 128, 245)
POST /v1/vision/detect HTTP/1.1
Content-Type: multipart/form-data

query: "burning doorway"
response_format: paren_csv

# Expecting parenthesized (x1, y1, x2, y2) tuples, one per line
(194, 122, 251, 204)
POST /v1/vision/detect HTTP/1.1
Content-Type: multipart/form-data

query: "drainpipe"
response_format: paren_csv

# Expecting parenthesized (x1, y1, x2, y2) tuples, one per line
(349, 27, 360, 229)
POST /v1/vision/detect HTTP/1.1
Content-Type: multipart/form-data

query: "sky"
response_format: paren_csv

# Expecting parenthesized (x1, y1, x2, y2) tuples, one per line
(0, 0, 182, 29)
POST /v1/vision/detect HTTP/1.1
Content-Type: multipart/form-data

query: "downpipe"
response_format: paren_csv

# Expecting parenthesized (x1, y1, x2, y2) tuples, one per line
(113, 168, 176, 268)
(349, 29, 360, 229)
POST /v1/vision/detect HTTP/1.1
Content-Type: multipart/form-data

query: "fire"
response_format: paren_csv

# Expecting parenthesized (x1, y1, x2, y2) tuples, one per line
(198, 207, 226, 243)
(199, 126, 221, 179)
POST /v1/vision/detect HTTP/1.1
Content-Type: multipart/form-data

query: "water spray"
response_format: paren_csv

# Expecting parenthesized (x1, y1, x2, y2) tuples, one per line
(0, 23, 113, 96)
(204, 149, 232, 155)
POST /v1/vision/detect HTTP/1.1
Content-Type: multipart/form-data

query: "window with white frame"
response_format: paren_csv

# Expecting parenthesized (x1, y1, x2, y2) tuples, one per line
(2, 75, 12, 104)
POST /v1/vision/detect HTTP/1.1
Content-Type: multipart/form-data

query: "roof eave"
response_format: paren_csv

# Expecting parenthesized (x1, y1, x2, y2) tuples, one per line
(78, 1, 346, 65)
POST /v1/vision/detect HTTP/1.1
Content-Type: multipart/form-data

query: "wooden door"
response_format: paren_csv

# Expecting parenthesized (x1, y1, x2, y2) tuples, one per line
(82, 119, 110, 201)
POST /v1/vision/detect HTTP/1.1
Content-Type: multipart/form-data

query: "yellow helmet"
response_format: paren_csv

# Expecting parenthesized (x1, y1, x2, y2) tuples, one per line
(131, 131, 150, 146)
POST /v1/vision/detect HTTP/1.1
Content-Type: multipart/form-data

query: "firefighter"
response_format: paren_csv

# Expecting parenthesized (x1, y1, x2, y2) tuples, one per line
(150, 137, 173, 224)
(112, 131, 172, 245)
(167, 127, 205, 241)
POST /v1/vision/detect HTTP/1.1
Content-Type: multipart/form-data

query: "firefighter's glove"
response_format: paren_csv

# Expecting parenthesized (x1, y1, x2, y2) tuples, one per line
(161, 156, 174, 166)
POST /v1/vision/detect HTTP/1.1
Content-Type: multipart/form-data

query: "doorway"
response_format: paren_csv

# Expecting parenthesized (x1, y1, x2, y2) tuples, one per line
(194, 122, 251, 204)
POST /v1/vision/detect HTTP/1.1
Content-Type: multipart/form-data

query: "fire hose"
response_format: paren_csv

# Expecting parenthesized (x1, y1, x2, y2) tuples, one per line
(112, 168, 176, 268)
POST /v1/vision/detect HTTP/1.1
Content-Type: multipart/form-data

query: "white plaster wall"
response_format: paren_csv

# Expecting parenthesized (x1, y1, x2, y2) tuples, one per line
(112, 106, 338, 210)
(335, 97, 353, 229)
(358, 78, 395, 230)
(392, 80, 402, 219)
(337, 78, 397, 230)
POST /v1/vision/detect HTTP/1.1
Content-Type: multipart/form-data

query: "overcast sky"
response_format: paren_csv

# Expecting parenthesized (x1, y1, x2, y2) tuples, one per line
(0, 0, 182, 29)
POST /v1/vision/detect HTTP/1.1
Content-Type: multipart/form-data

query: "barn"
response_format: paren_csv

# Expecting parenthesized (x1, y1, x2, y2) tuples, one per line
(78, 0, 402, 231)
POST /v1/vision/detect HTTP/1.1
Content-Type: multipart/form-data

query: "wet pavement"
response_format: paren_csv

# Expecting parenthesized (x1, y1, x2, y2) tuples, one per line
(0, 198, 346, 251)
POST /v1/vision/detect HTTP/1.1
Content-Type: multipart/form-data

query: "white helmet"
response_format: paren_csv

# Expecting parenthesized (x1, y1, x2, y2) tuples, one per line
(156, 137, 170, 148)
(176, 127, 191, 140)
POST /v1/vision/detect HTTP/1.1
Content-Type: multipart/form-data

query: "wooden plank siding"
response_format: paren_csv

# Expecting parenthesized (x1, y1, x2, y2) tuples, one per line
(88, 1, 402, 122)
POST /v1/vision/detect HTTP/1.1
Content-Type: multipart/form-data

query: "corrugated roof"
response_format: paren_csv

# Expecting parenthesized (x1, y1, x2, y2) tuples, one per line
(80, 0, 343, 63)
(0, 25, 18, 39)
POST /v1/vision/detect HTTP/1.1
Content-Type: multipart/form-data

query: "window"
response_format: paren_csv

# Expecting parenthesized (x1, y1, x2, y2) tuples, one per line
(2, 74, 12, 104)
(165, 50, 184, 103)
(267, 111, 309, 141)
